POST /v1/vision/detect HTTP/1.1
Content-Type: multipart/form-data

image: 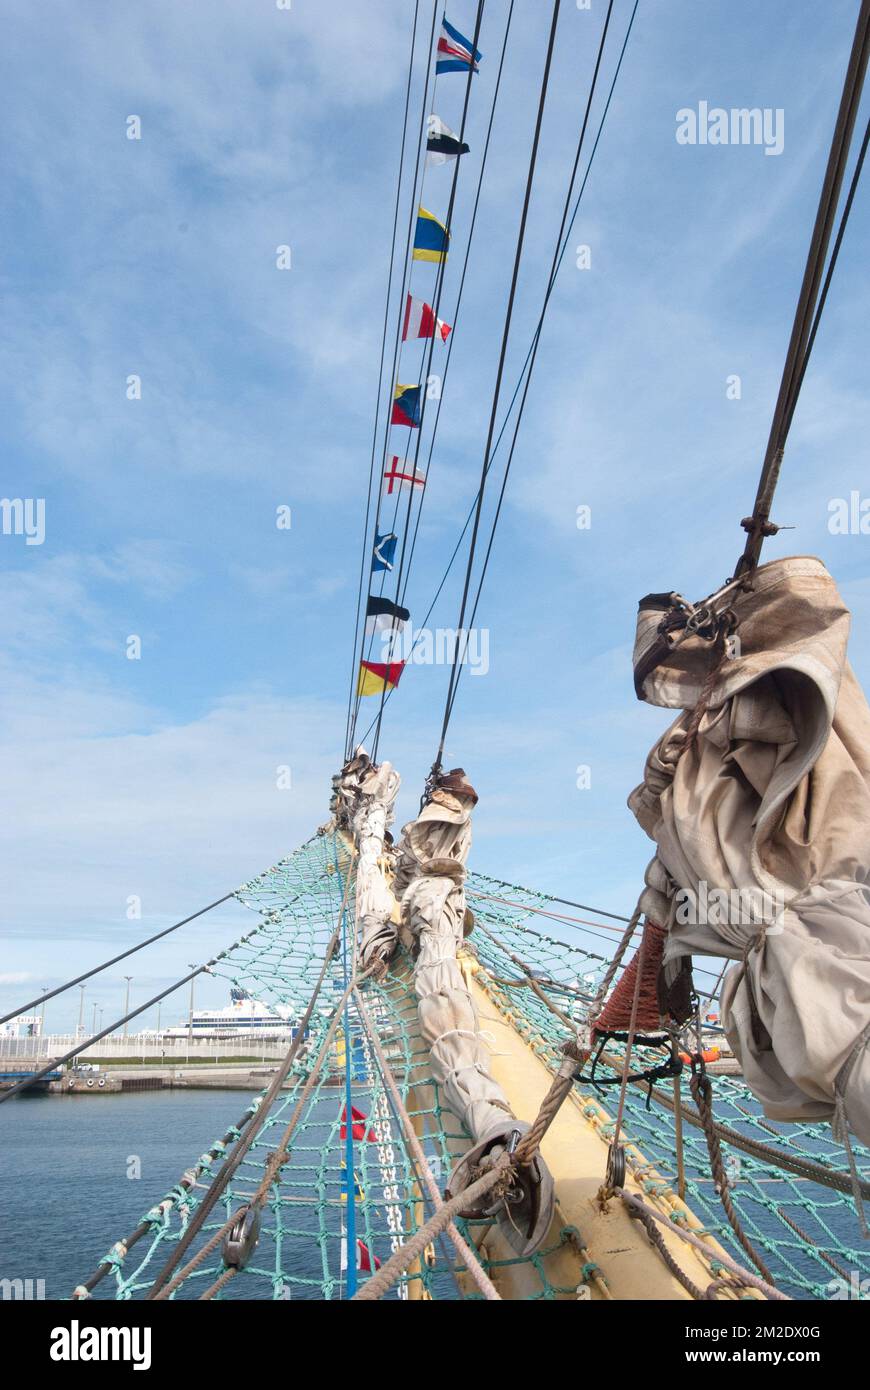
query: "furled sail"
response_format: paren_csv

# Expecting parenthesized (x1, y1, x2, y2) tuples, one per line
(630, 556, 870, 1149)
(394, 768, 555, 1254)
(330, 751, 401, 975)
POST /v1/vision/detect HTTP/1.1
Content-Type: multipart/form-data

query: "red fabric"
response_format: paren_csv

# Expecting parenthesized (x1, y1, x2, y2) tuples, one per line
(390, 402, 418, 428)
(340, 1103, 377, 1142)
(593, 919, 666, 1036)
(360, 659, 405, 689)
(356, 1239, 381, 1271)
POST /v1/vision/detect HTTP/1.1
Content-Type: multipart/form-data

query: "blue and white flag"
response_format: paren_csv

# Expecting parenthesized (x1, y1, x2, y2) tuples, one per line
(436, 18, 482, 75)
(372, 530, 398, 573)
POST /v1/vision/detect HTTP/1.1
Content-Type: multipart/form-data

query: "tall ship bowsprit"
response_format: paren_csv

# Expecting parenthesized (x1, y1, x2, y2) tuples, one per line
(3, 0, 870, 1316)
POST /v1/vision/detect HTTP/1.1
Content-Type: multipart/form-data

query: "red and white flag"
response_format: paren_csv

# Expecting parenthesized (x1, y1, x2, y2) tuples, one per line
(340, 1235, 382, 1273)
(402, 293, 451, 343)
(383, 457, 426, 496)
(340, 1103, 377, 1142)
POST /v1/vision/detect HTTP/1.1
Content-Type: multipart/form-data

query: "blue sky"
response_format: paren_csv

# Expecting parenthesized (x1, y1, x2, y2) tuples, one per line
(2, 0, 868, 1031)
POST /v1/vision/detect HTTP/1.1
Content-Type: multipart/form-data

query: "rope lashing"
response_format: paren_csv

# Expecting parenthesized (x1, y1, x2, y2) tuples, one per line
(689, 1067, 775, 1285)
(352, 1155, 512, 1301)
(0, 888, 240, 1028)
(832, 1021, 870, 1239)
(513, 1051, 582, 1168)
(625, 1199, 707, 1300)
(619, 1191, 789, 1302)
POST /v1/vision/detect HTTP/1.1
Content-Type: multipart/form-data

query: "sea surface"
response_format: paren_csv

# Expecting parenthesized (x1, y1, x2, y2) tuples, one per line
(0, 1090, 282, 1300)
(0, 1088, 442, 1302)
(2, 1087, 866, 1302)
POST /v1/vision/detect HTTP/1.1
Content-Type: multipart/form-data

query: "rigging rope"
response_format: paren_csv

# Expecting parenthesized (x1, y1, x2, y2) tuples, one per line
(395, 0, 517, 618)
(344, 0, 440, 758)
(0, 890, 236, 1028)
(352, 982, 501, 1299)
(619, 1191, 789, 1301)
(433, 0, 564, 773)
(144, 864, 351, 1297)
(336, 843, 359, 1295)
(779, 109, 870, 448)
(466, 886, 727, 991)
(72, 1095, 262, 1299)
(0, 916, 275, 1104)
(66, 838, 870, 1302)
(343, 0, 425, 759)
(353, 0, 639, 755)
(689, 1068, 775, 1284)
(736, 0, 870, 576)
(370, 0, 488, 764)
(350, 0, 509, 761)
(437, 0, 630, 742)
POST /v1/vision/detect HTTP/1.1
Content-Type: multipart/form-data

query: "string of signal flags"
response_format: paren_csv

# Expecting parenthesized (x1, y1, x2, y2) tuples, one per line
(357, 16, 481, 701)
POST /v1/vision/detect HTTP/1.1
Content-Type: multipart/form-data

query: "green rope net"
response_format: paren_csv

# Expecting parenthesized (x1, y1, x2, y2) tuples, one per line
(78, 834, 870, 1302)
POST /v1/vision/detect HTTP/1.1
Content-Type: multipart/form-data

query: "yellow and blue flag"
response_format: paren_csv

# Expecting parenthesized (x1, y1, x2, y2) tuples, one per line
(413, 206, 449, 263)
(340, 1161, 365, 1203)
(391, 384, 423, 428)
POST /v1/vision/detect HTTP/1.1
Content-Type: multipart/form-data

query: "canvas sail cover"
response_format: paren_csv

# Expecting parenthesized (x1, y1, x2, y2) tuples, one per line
(393, 771, 513, 1143)
(394, 769, 555, 1253)
(329, 751, 401, 975)
(629, 556, 870, 1146)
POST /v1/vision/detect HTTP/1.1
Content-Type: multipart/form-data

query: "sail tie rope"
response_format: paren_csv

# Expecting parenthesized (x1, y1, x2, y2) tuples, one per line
(351, 984, 502, 1301)
(352, 1155, 513, 1301)
(619, 1191, 789, 1301)
(832, 1022, 870, 1239)
(689, 1066, 775, 1283)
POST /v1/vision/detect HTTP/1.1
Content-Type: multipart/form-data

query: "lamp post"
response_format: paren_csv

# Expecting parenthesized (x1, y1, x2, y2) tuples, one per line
(187, 968, 196, 1063)
(123, 976, 133, 1042)
(77, 984, 86, 1041)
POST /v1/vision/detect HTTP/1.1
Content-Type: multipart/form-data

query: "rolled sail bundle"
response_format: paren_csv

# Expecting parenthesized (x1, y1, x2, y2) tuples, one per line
(629, 556, 870, 1149)
(330, 750, 401, 976)
(394, 768, 554, 1255)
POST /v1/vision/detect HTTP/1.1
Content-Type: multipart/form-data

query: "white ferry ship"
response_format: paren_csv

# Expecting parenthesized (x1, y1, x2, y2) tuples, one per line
(164, 988, 302, 1039)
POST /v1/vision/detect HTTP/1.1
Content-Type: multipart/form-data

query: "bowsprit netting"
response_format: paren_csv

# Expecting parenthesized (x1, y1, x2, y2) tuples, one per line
(74, 835, 870, 1301)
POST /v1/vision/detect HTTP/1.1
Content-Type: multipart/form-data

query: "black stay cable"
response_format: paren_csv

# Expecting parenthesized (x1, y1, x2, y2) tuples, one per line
(0, 891, 235, 1027)
(0, 876, 315, 1103)
(343, 0, 424, 760)
(350, 2, 515, 761)
(737, 0, 870, 576)
(354, 0, 638, 754)
(345, 0, 439, 761)
(432, 0, 563, 776)
(3, 962, 212, 1103)
(780, 111, 870, 446)
(441, 0, 621, 738)
(396, 0, 517, 618)
(370, 0, 488, 764)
